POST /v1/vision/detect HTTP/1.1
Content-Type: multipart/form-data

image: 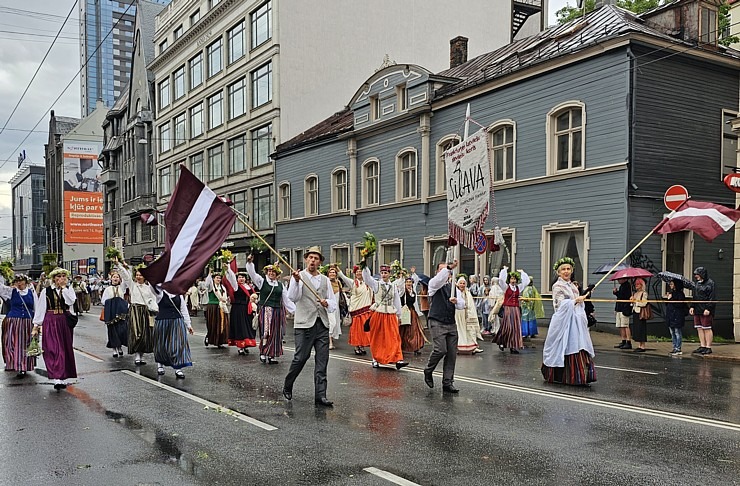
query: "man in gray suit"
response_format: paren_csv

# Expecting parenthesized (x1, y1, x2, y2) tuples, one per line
(284, 246, 337, 407)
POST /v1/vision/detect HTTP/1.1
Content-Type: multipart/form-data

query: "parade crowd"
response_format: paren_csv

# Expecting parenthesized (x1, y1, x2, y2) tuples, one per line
(0, 246, 720, 403)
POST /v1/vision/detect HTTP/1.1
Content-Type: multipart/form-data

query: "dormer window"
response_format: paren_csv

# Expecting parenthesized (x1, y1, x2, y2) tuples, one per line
(371, 95, 381, 120)
(396, 84, 408, 112)
(700, 6, 717, 44)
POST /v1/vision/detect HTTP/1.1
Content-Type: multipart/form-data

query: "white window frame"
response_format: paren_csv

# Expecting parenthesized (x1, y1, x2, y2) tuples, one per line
(546, 101, 586, 175)
(189, 102, 203, 138)
(173, 65, 186, 100)
(208, 144, 223, 181)
(189, 53, 203, 90)
(207, 38, 222, 78)
(304, 174, 319, 217)
(173, 113, 186, 146)
(227, 20, 245, 64)
(331, 244, 350, 273)
(277, 181, 291, 221)
(487, 119, 516, 183)
(661, 230, 694, 296)
(208, 91, 223, 129)
(158, 78, 170, 110)
(721, 109, 739, 179)
(435, 135, 460, 196)
(540, 220, 590, 293)
(362, 158, 380, 207)
(423, 235, 449, 275)
(159, 165, 171, 196)
(378, 238, 403, 266)
(251, 61, 272, 108)
(331, 167, 348, 212)
(158, 122, 171, 153)
(396, 84, 408, 112)
(250, 1, 272, 49)
(228, 78, 246, 119)
(395, 147, 418, 201)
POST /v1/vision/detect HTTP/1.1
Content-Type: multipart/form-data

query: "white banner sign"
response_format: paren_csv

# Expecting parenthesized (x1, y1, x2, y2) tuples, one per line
(444, 128, 490, 249)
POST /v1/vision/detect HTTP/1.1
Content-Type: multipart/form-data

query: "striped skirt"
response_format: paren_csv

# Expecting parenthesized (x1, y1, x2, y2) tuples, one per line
(128, 304, 154, 354)
(153, 317, 192, 369)
(41, 312, 77, 380)
(205, 304, 229, 346)
(369, 312, 404, 365)
(258, 305, 285, 358)
(1, 316, 35, 372)
(493, 306, 524, 350)
(348, 307, 371, 347)
(541, 350, 596, 386)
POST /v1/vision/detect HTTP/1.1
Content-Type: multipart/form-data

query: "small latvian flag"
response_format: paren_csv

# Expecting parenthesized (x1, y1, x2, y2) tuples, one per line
(654, 200, 740, 243)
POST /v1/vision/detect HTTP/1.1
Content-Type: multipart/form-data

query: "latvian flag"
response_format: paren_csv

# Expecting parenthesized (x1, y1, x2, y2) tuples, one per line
(654, 200, 740, 243)
(141, 165, 236, 295)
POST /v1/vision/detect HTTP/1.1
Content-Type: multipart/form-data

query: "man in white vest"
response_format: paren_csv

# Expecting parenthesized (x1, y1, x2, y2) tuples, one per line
(284, 246, 337, 407)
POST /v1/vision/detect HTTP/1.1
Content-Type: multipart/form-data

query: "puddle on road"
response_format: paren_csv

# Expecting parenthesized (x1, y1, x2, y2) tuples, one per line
(66, 387, 203, 480)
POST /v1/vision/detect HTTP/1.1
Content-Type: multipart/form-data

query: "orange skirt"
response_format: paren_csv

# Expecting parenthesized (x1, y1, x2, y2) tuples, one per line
(348, 310, 371, 347)
(369, 312, 403, 365)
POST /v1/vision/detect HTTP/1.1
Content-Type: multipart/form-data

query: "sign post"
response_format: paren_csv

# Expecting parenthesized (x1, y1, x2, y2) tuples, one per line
(664, 185, 689, 211)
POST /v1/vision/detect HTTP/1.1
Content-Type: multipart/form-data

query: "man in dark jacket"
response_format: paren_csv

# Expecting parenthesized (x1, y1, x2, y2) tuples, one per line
(613, 278, 633, 349)
(690, 267, 716, 355)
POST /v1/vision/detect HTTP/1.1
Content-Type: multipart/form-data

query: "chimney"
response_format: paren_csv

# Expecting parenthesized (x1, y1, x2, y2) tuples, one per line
(449, 36, 468, 69)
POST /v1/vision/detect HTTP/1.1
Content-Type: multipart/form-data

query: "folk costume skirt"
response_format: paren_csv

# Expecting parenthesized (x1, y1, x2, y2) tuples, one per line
(258, 305, 285, 358)
(348, 306, 371, 347)
(368, 312, 403, 365)
(205, 303, 229, 346)
(1, 316, 35, 372)
(541, 350, 596, 385)
(104, 297, 129, 350)
(229, 302, 256, 349)
(153, 317, 192, 369)
(493, 306, 524, 350)
(41, 312, 77, 380)
(128, 304, 154, 354)
(399, 311, 425, 353)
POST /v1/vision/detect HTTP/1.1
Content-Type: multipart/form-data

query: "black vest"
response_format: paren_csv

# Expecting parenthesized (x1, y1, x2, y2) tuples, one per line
(157, 294, 182, 320)
(428, 281, 456, 325)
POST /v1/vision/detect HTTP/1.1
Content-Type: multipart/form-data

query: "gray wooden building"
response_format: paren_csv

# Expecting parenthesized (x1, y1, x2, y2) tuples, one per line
(274, 2, 740, 337)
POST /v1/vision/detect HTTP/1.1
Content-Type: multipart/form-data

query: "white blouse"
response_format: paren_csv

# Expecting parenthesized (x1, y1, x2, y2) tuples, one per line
(33, 285, 77, 326)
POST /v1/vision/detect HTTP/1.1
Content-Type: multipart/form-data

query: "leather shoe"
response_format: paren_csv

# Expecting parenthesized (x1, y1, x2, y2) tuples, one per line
(315, 397, 334, 407)
(282, 387, 292, 400)
(423, 369, 434, 388)
(442, 384, 459, 394)
(395, 361, 409, 370)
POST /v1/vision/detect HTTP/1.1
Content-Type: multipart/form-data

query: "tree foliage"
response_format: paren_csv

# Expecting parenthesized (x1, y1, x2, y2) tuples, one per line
(555, 0, 659, 24)
(718, 2, 739, 46)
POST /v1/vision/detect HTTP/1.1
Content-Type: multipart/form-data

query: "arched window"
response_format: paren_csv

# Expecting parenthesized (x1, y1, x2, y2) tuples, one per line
(488, 120, 515, 182)
(304, 175, 318, 217)
(362, 159, 380, 207)
(435, 136, 460, 195)
(547, 101, 585, 173)
(332, 168, 348, 212)
(396, 148, 417, 200)
(278, 182, 290, 220)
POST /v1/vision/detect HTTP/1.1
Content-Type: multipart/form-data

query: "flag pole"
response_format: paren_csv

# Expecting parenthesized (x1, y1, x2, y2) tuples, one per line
(590, 199, 689, 293)
(229, 206, 323, 301)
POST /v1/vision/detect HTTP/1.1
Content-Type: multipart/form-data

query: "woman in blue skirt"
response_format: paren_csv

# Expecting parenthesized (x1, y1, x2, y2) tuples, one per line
(152, 285, 193, 379)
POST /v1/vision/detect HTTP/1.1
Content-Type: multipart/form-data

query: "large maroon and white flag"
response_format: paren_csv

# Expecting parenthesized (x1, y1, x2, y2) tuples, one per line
(141, 165, 236, 294)
(654, 200, 740, 242)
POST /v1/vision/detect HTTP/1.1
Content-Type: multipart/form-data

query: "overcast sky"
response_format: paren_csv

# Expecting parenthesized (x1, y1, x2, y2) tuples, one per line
(0, 0, 80, 239)
(0, 0, 570, 241)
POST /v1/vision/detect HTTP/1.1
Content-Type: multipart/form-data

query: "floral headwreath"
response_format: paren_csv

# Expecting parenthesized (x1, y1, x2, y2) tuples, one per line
(507, 270, 521, 283)
(49, 267, 71, 279)
(553, 256, 576, 271)
(263, 264, 282, 276)
(12, 273, 29, 283)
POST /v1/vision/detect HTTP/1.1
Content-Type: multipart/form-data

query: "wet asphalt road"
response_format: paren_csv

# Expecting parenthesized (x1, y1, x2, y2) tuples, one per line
(3, 310, 739, 486)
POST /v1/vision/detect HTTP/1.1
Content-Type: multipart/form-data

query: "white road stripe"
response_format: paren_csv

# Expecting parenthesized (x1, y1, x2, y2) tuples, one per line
(363, 467, 422, 486)
(292, 348, 740, 432)
(74, 348, 104, 362)
(595, 365, 659, 375)
(120, 370, 277, 431)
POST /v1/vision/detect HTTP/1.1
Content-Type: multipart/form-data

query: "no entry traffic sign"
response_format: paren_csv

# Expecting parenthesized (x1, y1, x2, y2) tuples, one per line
(664, 185, 689, 211)
(474, 234, 487, 254)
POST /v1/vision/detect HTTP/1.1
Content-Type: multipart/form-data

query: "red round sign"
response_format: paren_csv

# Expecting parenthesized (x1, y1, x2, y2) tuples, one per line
(474, 234, 487, 255)
(664, 185, 689, 211)
(724, 173, 740, 193)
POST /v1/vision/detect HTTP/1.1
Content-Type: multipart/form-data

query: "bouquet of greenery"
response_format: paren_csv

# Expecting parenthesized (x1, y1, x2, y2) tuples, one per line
(0, 261, 13, 283)
(105, 246, 123, 261)
(26, 335, 42, 357)
(208, 249, 234, 274)
(247, 237, 268, 252)
(358, 232, 377, 269)
(390, 260, 407, 281)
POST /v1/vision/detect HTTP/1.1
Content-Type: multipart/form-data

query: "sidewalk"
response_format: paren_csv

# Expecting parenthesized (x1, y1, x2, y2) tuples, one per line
(580, 327, 740, 363)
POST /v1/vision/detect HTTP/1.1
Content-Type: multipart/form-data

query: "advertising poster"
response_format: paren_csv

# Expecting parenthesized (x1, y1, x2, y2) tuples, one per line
(63, 141, 103, 244)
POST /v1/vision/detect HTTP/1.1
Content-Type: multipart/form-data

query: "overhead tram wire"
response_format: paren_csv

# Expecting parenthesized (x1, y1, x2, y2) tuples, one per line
(0, 0, 78, 137)
(0, 0, 136, 175)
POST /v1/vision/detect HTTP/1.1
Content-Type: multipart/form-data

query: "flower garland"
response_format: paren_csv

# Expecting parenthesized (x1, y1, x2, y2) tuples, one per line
(552, 256, 576, 271)
(105, 246, 123, 261)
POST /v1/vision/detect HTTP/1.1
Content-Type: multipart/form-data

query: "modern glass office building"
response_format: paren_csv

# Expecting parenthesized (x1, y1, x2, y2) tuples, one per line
(79, 0, 171, 116)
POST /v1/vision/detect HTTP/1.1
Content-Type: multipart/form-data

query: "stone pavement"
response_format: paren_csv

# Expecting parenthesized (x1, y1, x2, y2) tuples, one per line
(578, 327, 740, 363)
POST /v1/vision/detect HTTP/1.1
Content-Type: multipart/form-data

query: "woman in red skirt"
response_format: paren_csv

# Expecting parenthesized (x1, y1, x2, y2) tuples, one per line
(493, 266, 530, 354)
(362, 264, 408, 370)
(338, 266, 372, 355)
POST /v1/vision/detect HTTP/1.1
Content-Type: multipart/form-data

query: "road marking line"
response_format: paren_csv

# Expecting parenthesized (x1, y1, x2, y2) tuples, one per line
(363, 467, 421, 486)
(74, 348, 104, 362)
(291, 348, 740, 432)
(120, 370, 277, 431)
(594, 365, 659, 375)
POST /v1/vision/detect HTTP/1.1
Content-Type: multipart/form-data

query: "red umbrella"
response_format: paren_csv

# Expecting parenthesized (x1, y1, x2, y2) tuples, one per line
(610, 267, 653, 280)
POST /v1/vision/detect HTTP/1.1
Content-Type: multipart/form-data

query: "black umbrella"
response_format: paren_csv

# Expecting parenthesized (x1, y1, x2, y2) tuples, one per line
(656, 271, 695, 291)
(416, 274, 431, 286)
(592, 261, 631, 275)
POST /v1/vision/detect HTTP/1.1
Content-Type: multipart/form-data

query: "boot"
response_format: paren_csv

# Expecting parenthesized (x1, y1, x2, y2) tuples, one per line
(622, 341, 632, 349)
